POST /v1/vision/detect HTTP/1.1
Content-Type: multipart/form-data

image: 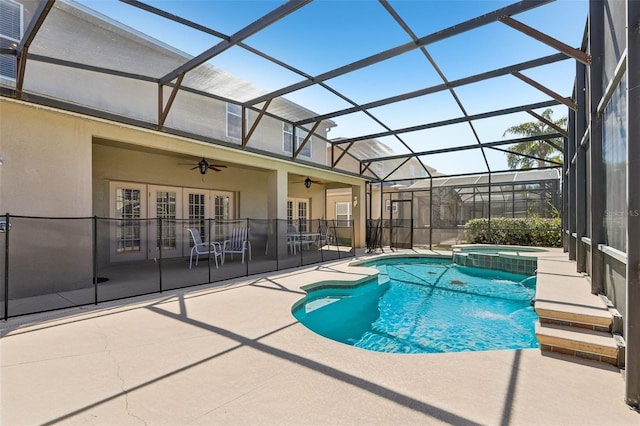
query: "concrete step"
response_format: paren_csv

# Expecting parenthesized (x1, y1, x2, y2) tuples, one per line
(535, 321, 624, 367)
(535, 301, 613, 333)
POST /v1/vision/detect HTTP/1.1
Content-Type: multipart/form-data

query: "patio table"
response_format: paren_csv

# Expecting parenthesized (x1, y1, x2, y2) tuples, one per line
(288, 232, 321, 254)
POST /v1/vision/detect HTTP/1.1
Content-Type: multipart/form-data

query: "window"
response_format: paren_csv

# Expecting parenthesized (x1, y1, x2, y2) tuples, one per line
(298, 201, 308, 232)
(186, 190, 235, 241)
(226, 103, 243, 140)
(385, 199, 397, 213)
(214, 195, 230, 220)
(287, 198, 309, 231)
(116, 188, 142, 253)
(214, 194, 231, 237)
(335, 202, 352, 226)
(287, 200, 294, 227)
(283, 123, 312, 158)
(188, 193, 206, 241)
(0, 0, 22, 80)
(283, 123, 293, 155)
(156, 191, 177, 250)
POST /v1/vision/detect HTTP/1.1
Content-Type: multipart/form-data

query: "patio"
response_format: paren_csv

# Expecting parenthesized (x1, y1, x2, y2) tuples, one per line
(0, 0, 638, 414)
(4, 237, 354, 318)
(1, 248, 638, 425)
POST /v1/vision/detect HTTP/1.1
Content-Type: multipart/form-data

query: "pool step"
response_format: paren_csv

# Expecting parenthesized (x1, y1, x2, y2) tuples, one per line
(534, 301, 613, 333)
(535, 321, 624, 367)
(532, 255, 626, 368)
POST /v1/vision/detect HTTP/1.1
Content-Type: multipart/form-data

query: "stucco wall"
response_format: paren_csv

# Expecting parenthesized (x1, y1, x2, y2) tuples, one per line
(20, 0, 330, 167)
(326, 188, 352, 221)
(0, 98, 366, 300)
(92, 143, 272, 219)
(0, 99, 93, 216)
(1, 99, 95, 298)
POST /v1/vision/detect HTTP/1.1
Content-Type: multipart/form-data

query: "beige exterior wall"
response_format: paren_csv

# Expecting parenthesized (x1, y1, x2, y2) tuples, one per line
(0, 98, 366, 297)
(326, 188, 352, 221)
(0, 1, 366, 300)
(24, 59, 329, 166)
(0, 100, 94, 216)
(18, 0, 330, 167)
(0, 95, 333, 221)
(1, 100, 96, 298)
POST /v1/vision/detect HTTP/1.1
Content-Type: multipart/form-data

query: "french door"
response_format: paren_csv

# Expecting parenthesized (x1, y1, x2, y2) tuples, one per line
(149, 185, 182, 259)
(288, 197, 309, 231)
(183, 190, 234, 241)
(110, 182, 148, 261)
(110, 181, 235, 262)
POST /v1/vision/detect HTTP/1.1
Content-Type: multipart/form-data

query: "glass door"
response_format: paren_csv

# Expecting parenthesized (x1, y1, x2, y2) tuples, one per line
(287, 198, 309, 231)
(212, 191, 235, 240)
(149, 185, 182, 258)
(184, 189, 210, 253)
(183, 189, 236, 245)
(110, 182, 148, 262)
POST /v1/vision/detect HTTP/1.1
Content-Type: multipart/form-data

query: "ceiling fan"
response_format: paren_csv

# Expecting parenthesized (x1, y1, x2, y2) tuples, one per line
(180, 157, 227, 175)
(294, 177, 323, 189)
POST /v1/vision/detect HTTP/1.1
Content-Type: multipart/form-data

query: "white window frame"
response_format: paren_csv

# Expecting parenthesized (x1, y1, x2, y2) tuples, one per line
(287, 197, 310, 231)
(335, 202, 352, 225)
(110, 182, 237, 261)
(283, 123, 312, 158)
(183, 189, 235, 250)
(110, 182, 148, 262)
(226, 102, 246, 140)
(0, 0, 23, 81)
(385, 199, 398, 213)
(149, 185, 182, 258)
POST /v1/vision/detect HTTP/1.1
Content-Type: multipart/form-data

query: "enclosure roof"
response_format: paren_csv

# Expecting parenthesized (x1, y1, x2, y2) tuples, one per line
(1, 0, 586, 180)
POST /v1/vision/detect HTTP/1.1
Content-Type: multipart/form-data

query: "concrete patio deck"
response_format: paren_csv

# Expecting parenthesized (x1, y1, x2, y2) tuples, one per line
(1, 248, 639, 425)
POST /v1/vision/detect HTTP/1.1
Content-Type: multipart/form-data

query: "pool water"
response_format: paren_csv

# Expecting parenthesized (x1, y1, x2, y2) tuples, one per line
(293, 257, 539, 354)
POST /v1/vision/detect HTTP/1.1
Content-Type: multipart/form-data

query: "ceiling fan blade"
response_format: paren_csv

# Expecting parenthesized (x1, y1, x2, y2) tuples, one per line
(189, 166, 198, 170)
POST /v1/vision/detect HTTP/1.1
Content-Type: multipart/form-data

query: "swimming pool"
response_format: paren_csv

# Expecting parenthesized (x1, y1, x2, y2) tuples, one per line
(293, 256, 539, 354)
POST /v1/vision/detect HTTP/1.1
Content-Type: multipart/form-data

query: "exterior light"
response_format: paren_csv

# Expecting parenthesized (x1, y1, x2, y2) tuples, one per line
(304, 177, 312, 189)
(198, 158, 208, 175)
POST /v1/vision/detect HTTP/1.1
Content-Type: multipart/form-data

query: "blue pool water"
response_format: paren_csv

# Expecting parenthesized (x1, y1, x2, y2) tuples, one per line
(293, 257, 539, 354)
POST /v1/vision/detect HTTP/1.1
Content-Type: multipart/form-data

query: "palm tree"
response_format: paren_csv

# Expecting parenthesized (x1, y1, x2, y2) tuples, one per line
(503, 108, 567, 169)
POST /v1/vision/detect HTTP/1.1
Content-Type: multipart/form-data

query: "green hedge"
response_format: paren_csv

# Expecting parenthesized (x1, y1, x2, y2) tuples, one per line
(464, 217, 561, 247)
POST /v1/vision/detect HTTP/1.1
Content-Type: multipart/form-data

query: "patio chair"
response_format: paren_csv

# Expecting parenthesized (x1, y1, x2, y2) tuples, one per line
(187, 228, 223, 269)
(223, 227, 252, 264)
(315, 223, 331, 248)
(287, 224, 301, 254)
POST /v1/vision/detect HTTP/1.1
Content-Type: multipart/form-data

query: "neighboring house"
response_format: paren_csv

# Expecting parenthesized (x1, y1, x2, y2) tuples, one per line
(327, 138, 438, 225)
(330, 137, 435, 180)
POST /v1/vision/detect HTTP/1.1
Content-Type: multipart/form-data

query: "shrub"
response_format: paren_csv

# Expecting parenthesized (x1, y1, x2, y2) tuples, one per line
(464, 217, 561, 247)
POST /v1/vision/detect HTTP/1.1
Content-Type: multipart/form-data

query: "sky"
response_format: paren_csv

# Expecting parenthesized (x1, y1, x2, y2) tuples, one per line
(75, 0, 589, 176)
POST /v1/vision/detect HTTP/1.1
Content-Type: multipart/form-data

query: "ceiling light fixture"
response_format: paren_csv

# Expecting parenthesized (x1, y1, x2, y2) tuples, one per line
(198, 158, 209, 175)
(179, 157, 227, 175)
